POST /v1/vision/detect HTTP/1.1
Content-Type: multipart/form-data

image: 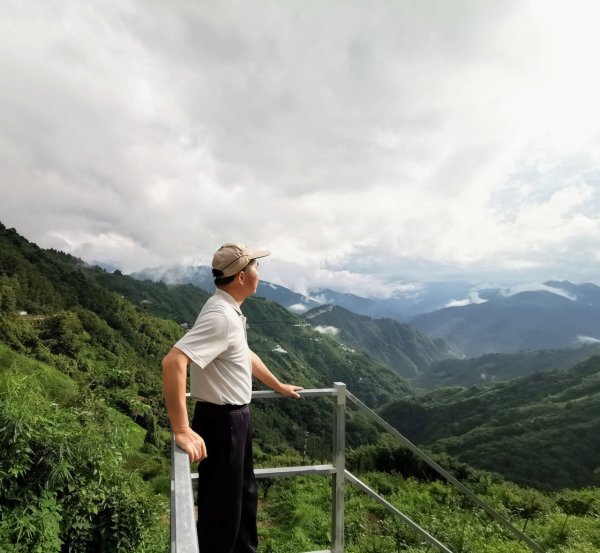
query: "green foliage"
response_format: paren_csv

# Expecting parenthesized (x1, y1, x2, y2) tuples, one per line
(0, 348, 168, 552)
(0, 276, 18, 313)
(40, 310, 89, 356)
(381, 356, 600, 489)
(259, 476, 332, 552)
(347, 434, 473, 484)
(258, 472, 600, 553)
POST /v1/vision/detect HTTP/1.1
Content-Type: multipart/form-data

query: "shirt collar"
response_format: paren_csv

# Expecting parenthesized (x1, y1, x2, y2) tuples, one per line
(214, 287, 243, 316)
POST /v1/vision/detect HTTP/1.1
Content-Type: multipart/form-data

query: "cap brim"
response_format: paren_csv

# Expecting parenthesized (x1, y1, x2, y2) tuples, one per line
(249, 249, 270, 259)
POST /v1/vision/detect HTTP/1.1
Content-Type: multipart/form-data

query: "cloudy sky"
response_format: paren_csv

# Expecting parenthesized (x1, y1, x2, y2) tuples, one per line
(2, 0, 600, 297)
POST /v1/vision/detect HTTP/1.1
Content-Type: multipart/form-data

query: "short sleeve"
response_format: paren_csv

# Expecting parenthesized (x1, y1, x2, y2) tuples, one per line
(174, 310, 229, 369)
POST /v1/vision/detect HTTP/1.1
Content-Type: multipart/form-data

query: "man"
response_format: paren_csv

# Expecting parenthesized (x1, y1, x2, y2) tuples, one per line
(162, 242, 303, 553)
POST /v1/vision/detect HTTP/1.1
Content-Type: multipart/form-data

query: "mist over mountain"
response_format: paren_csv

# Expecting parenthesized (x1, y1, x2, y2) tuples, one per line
(133, 264, 600, 358)
(132, 265, 483, 319)
(132, 265, 321, 313)
(132, 265, 215, 291)
(310, 282, 476, 320)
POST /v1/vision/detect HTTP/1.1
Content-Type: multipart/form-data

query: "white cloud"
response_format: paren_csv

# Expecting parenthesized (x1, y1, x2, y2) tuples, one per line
(288, 303, 307, 313)
(1, 1, 600, 295)
(313, 325, 340, 336)
(445, 291, 488, 308)
(576, 336, 600, 344)
(500, 283, 577, 301)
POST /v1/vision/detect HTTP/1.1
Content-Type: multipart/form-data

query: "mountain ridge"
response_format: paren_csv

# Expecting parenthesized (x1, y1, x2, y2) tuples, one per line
(303, 304, 456, 378)
(417, 344, 600, 388)
(132, 263, 600, 357)
(410, 282, 600, 356)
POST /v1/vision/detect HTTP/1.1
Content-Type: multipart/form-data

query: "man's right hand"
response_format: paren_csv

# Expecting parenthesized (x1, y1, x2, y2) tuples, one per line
(175, 427, 207, 463)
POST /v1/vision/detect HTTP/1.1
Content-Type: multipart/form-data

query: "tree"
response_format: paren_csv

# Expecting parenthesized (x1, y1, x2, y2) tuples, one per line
(0, 278, 17, 313)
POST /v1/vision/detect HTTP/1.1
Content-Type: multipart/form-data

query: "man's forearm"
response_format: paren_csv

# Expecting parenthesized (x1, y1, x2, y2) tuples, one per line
(250, 349, 283, 392)
(162, 347, 191, 432)
(162, 347, 207, 462)
(250, 350, 304, 399)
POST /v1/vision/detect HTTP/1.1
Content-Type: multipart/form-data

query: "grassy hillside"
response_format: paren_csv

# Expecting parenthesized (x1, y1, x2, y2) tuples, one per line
(258, 469, 600, 552)
(247, 298, 411, 403)
(0, 345, 168, 552)
(0, 228, 186, 436)
(380, 356, 600, 489)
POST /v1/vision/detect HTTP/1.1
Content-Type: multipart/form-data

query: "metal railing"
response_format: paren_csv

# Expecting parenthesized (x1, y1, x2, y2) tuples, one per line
(170, 436, 198, 553)
(170, 383, 546, 553)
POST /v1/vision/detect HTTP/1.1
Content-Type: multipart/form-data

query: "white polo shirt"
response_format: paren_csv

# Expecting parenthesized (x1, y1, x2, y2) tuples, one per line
(174, 288, 252, 405)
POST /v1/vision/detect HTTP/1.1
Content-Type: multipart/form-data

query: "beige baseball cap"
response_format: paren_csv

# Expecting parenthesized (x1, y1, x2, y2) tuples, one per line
(212, 242, 271, 277)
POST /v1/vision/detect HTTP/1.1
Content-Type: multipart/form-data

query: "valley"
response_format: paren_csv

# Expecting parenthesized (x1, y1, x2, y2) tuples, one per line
(1, 222, 600, 552)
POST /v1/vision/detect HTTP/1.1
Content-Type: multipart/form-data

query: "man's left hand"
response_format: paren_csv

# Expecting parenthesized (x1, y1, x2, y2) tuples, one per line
(277, 384, 304, 398)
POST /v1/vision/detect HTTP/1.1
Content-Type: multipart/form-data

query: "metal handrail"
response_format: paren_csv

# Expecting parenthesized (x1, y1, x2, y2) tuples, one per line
(170, 385, 545, 553)
(344, 470, 453, 553)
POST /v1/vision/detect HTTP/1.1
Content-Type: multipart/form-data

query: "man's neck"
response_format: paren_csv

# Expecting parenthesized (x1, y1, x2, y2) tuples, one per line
(217, 285, 246, 306)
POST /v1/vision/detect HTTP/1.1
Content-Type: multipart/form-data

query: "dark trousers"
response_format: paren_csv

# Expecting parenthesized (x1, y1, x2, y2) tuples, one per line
(192, 402, 258, 553)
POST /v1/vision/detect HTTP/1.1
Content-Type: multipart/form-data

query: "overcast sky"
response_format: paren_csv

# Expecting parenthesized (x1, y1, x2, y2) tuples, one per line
(2, 0, 600, 297)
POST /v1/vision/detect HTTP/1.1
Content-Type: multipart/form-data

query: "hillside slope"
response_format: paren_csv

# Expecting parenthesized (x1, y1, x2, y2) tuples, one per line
(0, 222, 415, 548)
(303, 304, 455, 378)
(416, 344, 600, 388)
(0, 344, 168, 552)
(380, 355, 600, 489)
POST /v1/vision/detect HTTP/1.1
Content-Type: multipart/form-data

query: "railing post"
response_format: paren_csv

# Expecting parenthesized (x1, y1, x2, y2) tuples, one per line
(170, 439, 176, 552)
(332, 382, 346, 553)
(170, 437, 199, 553)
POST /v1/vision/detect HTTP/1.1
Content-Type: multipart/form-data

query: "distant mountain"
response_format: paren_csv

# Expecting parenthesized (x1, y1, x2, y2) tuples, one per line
(132, 266, 483, 320)
(416, 344, 600, 388)
(132, 267, 600, 358)
(255, 281, 321, 313)
(380, 355, 600, 489)
(409, 281, 600, 357)
(132, 265, 320, 313)
(310, 282, 476, 320)
(308, 289, 379, 316)
(303, 305, 456, 378)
